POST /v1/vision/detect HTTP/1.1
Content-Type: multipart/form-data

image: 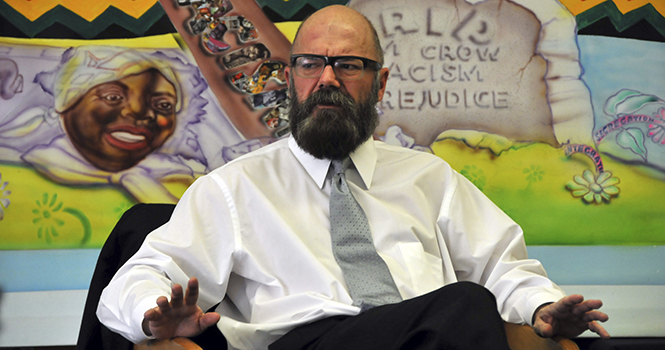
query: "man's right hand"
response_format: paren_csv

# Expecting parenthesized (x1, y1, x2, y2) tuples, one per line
(142, 277, 221, 340)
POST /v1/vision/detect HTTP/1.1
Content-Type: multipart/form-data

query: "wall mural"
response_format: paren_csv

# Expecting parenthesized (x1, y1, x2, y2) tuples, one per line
(0, 0, 663, 251)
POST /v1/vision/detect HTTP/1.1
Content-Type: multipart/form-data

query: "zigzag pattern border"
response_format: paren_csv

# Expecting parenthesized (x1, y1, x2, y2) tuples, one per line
(2, 0, 663, 39)
(0, 1, 166, 39)
(576, 2, 665, 38)
(256, 0, 347, 21)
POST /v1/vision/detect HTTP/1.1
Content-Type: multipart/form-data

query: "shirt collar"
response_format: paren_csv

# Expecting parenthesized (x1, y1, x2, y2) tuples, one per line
(288, 136, 377, 190)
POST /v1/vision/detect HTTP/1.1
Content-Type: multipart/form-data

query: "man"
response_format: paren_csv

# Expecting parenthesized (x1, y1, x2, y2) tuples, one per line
(98, 5, 609, 350)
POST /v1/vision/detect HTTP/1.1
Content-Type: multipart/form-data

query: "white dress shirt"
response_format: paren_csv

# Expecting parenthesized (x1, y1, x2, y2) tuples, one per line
(97, 136, 565, 350)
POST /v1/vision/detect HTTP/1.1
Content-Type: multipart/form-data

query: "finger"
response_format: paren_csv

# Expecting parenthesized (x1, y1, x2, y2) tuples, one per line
(170, 283, 185, 308)
(574, 298, 603, 311)
(185, 277, 200, 306)
(200, 312, 221, 330)
(584, 299, 603, 308)
(589, 321, 611, 339)
(571, 300, 604, 319)
(582, 310, 609, 323)
(144, 307, 160, 321)
(532, 322, 553, 338)
(155, 295, 172, 312)
(561, 294, 584, 305)
(551, 295, 583, 314)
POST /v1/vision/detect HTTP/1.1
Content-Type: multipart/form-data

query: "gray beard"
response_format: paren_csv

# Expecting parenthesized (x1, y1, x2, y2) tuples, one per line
(288, 79, 380, 160)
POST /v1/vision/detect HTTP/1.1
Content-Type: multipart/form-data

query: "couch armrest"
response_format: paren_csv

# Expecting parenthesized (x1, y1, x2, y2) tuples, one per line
(135, 337, 203, 350)
(505, 322, 580, 350)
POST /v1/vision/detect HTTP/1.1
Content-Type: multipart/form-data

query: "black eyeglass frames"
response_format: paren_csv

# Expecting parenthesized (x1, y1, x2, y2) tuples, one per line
(290, 54, 382, 80)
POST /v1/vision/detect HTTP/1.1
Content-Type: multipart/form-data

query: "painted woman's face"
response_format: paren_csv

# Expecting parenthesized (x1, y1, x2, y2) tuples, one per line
(62, 69, 177, 172)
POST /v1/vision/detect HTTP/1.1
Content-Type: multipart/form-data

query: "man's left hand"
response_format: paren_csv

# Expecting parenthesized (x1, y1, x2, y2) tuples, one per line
(533, 294, 610, 339)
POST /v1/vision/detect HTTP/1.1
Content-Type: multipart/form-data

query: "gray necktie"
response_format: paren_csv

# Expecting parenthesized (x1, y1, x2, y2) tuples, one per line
(329, 158, 402, 311)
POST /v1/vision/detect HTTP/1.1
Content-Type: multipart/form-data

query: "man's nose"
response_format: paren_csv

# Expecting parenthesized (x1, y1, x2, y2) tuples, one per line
(317, 65, 341, 89)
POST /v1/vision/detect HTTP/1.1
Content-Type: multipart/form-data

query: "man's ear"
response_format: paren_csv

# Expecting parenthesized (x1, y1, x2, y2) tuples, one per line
(376, 67, 389, 102)
(284, 66, 291, 88)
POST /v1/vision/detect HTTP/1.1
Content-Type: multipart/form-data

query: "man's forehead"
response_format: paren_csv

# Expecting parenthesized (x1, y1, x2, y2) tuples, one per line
(293, 16, 375, 58)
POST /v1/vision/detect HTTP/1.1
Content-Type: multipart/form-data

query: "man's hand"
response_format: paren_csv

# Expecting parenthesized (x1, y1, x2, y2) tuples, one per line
(142, 277, 221, 340)
(533, 294, 610, 339)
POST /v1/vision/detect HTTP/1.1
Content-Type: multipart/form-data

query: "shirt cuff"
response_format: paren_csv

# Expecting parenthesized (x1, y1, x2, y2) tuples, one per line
(531, 302, 554, 325)
(524, 290, 564, 326)
(131, 296, 162, 342)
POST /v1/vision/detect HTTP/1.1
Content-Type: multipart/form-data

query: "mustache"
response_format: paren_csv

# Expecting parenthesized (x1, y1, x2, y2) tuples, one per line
(301, 88, 356, 110)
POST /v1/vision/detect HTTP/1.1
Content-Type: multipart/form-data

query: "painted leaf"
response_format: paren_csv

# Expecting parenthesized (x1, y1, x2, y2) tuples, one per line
(603, 89, 662, 117)
(615, 95, 661, 116)
(616, 128, 647, 160)
(604, 89, 640, 116)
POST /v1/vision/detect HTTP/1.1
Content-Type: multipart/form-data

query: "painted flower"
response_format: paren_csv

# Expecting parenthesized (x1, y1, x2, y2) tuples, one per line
(566, 170, 620, 204)
(32, 193, 65, 244)
(524, 165, 544, 183)
(460, 164, 486, 191)
(647, 108, 665, 144)
(0, 173, 10, 220)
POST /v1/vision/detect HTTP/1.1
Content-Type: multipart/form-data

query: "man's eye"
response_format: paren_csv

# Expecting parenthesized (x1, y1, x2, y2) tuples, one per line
(300, 61, 322, 69)
(337, 62, 362, 71)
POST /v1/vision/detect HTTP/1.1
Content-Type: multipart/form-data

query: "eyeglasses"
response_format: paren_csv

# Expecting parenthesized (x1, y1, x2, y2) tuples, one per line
(290, 54, 382, 81)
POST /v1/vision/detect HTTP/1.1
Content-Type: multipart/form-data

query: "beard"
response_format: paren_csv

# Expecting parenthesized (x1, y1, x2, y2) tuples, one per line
(288, 77, 380, 160)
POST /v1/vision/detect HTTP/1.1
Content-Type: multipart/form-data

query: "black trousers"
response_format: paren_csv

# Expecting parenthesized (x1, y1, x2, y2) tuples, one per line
(269, 282, 512, 350)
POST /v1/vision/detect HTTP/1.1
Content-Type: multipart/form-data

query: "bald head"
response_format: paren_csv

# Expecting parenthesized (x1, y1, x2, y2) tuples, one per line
(291, 5, 384, 65)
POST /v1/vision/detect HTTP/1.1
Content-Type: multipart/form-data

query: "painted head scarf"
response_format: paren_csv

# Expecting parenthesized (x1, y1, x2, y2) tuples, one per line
(49, 46, 183, 114)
